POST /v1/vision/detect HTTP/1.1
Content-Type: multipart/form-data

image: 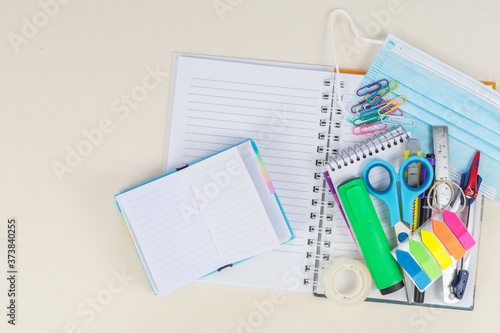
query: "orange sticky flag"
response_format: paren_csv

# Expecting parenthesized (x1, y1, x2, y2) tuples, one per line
(432, 220, 466, 260)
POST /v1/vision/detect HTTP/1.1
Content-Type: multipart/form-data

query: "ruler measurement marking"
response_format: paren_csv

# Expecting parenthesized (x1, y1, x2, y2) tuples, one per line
(433, 126, 452, 209)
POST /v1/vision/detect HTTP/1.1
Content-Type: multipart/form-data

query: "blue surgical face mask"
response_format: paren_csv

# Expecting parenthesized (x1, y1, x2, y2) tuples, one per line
(330, 10, 500, 203)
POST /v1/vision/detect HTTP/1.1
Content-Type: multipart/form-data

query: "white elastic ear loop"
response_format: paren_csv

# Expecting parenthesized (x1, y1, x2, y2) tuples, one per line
(330, 9, 384, 113)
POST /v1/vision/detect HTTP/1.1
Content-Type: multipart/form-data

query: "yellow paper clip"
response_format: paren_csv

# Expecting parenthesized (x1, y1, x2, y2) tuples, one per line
(378, 95, 407, 116)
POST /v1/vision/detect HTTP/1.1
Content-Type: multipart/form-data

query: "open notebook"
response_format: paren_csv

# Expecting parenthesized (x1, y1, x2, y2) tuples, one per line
(116, 140, 293, 296)
(163, 54, 482, 309)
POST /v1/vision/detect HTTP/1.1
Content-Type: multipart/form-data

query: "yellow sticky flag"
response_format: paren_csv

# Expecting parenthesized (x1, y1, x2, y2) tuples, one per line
(421, 230, 453, 269)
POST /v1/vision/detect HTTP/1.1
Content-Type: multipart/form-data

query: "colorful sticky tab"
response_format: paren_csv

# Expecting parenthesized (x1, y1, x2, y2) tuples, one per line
(443, 210, 476, 251)
(409, 240, 441, 280)
(396, 250, 432, 290)
(421, 230, 453, 269)
(262, 170, 271, 182)
(432, 220, 466, 260)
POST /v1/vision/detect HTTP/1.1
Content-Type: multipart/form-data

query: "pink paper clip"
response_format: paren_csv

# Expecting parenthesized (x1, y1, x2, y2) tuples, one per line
(352, 122, 387, 135)
(356, 79, 389, 97)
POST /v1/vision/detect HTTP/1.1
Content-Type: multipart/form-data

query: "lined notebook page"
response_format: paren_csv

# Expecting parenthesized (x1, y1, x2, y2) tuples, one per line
(184, 147, 280, 263)
(165, 55, 332, 292)
(116, 172, 219, 296)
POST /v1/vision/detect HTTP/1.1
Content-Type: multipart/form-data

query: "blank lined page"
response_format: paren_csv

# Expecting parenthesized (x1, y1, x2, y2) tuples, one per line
(185, 146, 280, 264)
(165, 55, 326, 252)
(116, 172, 219, 295)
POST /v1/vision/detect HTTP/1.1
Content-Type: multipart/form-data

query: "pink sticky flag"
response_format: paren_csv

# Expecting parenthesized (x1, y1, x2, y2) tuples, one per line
(443, 210, 476, 251)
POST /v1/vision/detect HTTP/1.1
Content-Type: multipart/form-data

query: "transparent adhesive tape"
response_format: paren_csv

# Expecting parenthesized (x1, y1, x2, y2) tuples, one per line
(321, 257, 372, 306)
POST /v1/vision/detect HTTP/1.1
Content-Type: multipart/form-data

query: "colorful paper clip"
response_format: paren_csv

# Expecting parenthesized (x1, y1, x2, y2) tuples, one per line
(352, 122, 387, 135)
(381, 115, 415, 127)
(351, 99, 372, 114)
(356, 79, 389, 97)
(374, 99, 404, 117)
(353, 96, 394, 115)
(378, 95, 407, 116)
(353, 113, 382, 126)
(364, 81, 398, 108)
(387, 107, 404, 117)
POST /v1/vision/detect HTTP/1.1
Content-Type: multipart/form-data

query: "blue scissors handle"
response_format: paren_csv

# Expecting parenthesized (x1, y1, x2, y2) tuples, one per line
(362, 156, 434, 227)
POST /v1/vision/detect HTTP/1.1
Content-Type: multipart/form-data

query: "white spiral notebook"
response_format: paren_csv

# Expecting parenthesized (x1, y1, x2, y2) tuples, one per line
(163, 54, 482, 309)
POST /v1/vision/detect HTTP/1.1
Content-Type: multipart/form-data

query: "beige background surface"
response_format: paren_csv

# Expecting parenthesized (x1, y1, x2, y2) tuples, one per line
(1, 0, 500, 332)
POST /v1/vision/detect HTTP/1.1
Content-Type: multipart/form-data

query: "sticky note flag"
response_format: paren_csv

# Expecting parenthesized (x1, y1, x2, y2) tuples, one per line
(421, 230, 453, 269)
(396, 250, 431, 290)
(443, 210, 476, 251)
(409, 240, 441, 280)
(432, 220, 466, 260)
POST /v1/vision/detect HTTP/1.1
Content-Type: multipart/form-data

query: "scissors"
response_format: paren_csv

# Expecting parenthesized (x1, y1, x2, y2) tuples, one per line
(362, 156, 434, 244)
(362, 156, 433, 302)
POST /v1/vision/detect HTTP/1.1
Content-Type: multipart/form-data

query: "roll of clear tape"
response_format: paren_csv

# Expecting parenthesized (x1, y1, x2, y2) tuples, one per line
(321, 257, 372, 306)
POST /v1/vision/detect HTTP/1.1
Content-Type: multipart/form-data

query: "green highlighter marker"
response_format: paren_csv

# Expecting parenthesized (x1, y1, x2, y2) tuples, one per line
(338, 178, 404, 295)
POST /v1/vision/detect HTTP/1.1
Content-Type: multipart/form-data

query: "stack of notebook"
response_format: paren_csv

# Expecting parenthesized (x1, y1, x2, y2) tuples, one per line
(116, 53, 483, 310)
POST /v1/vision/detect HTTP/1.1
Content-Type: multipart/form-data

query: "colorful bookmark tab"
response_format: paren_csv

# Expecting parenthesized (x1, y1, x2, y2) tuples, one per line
(432, 220, 466, 260)
(396, 250, 431, 290)
(409, 240, 441, 280)
(252, 141, 275, 194)
(421, 230, 453, 269)
(443, 210, 476, 251)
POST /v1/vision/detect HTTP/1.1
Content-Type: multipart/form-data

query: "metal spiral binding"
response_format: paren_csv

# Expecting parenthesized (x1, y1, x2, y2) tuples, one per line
(307, 76, 354, 289)
(324, 126, 408, 172)
(305, 77, 340, 286)
(318, 133, 340, 142)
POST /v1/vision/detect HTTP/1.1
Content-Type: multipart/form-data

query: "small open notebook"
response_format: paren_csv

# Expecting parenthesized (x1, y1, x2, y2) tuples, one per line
(116, 140, 293, 296)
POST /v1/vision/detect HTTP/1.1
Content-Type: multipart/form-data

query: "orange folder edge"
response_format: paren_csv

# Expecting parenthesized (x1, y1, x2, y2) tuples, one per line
(337, 69, 496, 90)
